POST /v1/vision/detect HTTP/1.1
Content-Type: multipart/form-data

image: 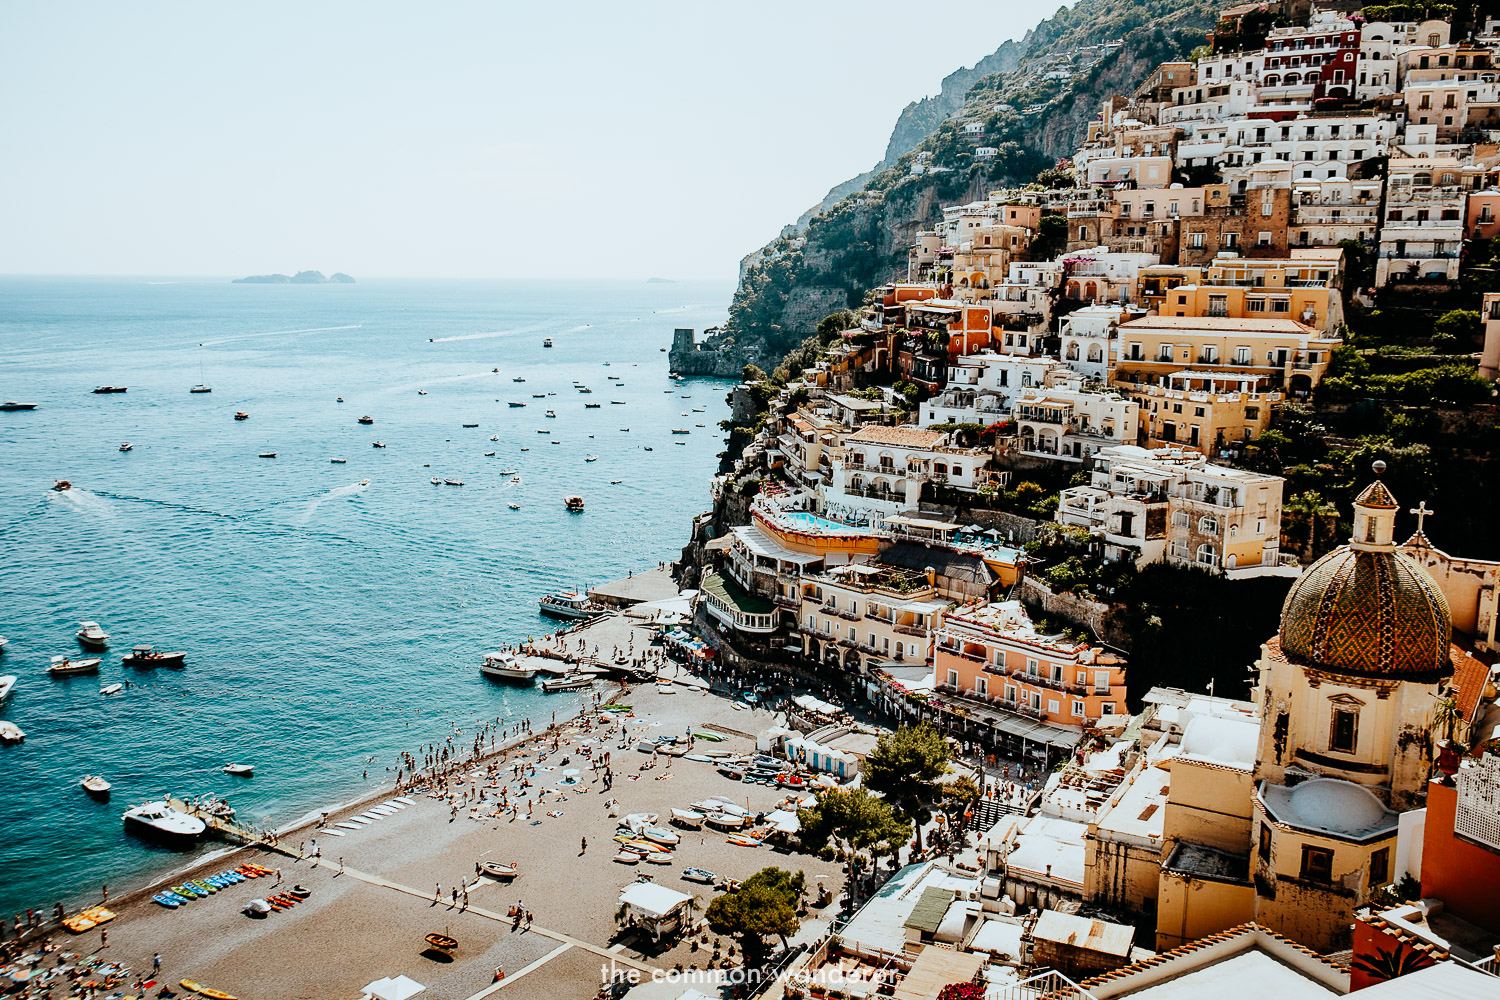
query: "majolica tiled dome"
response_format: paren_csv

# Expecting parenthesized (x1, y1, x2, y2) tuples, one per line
(1279, 538, 1453, 680)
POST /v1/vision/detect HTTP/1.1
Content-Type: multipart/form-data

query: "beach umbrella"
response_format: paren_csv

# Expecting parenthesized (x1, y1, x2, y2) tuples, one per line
(364, 975, 426, 1000)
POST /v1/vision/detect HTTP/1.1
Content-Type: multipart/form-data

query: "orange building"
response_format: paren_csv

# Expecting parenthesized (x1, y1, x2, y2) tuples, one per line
(934, 600, 1127, 727)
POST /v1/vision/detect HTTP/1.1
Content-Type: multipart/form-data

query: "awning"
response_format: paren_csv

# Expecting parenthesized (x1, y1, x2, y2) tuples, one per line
(363, 976, 426, 1000)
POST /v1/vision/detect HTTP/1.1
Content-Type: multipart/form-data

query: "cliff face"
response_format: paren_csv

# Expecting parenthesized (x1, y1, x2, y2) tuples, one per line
(699, 0, 1216, 377)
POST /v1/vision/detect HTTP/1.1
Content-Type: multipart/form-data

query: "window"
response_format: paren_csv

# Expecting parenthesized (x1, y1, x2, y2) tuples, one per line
(977, 677, 988, 697)
(1370, 847, 1390, 886)
(1196, 543, 1217, 567)
(946, 669, 959, 687)
(1190, 232, 1205, 249)
(1071, 701, 1085, 717)
(1259, 823, 1272, 862)
(1172, 511, 1189, 527)
(1199, 516, 1219, 534)
(1005, 684, 1016, 702)
(1100, 703, 1115, 715)
(1222, 232, 1238, 249)
(1094, 671, 1110, 694)
(1026, 657, 1038, 676)
(1047, 699, 1060, 715)
(1330, 706, 1359, 753)
(1300, 845, 1334, 883)
(1248, 297, 1266, 312)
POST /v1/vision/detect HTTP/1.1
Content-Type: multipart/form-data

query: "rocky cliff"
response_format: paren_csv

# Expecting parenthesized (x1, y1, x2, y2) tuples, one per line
(698, 0, 1216, 378)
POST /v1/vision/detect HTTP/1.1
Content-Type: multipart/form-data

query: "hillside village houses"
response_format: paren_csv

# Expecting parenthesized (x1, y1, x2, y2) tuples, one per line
(689, 6, 1500, 997)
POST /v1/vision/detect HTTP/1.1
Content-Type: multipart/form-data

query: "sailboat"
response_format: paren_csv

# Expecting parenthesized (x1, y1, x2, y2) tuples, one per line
(191, 353, 212, 393)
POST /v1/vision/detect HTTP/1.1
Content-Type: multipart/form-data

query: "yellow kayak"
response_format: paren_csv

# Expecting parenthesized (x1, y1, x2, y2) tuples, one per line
(181, 981, 239, 1000)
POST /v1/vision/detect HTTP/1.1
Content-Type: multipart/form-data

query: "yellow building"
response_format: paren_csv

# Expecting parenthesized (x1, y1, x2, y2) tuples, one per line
(1125, 371, 1284, 454)
(1114, 315, 1341, 397)
(1154, 273, 1340, 335)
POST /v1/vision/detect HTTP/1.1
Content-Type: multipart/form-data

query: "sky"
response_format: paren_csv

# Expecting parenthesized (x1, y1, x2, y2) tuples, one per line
(1, 2, 1055, 281)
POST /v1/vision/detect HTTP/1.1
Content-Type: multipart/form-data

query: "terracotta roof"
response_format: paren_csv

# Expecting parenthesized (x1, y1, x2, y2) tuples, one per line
(1451, 647, 1491, 724)
(1120, 315, 1317, 335)
(846, 425, 949, 449)
(1354, 480, 1399, 510)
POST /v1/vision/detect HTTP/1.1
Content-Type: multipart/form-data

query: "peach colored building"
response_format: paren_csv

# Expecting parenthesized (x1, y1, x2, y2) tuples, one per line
(934, 600, 1127, 727)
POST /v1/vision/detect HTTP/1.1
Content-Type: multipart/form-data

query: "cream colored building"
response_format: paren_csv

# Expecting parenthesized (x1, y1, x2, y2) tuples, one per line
(798, 563, 950, 676)
(1114, 314, 1341, 397)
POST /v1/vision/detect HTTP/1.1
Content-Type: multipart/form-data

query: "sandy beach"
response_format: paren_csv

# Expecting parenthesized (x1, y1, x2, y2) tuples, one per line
(40, 673, 846, 1000)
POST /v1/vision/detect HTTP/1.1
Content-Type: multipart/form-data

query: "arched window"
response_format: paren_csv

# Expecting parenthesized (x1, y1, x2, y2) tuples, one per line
(1196, 544, 1218, 567)
(1199, 515, 1218, 534)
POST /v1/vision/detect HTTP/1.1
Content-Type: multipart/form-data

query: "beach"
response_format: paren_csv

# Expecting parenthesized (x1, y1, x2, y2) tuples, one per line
(28, 677, 846, 999)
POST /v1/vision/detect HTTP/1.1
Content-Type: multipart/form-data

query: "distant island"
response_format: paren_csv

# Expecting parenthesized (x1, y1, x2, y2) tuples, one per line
(646, 277, 676, 284)
(232, 271, 355, 284)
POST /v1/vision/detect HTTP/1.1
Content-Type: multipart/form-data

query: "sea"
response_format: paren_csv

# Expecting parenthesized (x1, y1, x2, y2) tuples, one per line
(0, 276, 735, 920)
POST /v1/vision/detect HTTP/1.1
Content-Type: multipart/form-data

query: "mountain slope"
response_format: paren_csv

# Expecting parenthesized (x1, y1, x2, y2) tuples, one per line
(689, 0, 1216, 377)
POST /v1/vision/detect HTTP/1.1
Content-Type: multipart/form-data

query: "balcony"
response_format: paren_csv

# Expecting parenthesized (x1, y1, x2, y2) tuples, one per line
(844, 484, 904, 501)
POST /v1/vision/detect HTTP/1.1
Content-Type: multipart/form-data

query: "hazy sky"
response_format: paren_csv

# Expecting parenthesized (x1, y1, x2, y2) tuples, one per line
(2, 2, 1053, 280)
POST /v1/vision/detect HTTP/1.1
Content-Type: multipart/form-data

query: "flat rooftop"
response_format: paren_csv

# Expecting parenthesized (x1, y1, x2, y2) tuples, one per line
(589, 566, 682, 606)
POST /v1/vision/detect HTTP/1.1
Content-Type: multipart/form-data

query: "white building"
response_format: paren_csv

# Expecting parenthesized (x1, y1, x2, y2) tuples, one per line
(1375, 156, 1466, 287)
(919, 353, 1063, 427)
(1060, 304, 1133, 382)
(823, 424, 991, 516)
(1014, 379, 1139, 463)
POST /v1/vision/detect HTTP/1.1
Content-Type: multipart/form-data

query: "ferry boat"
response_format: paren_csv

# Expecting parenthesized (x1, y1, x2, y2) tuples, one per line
(0, 401, 38, 411)
(76, 621, 110, 649)
(563, 495, 586, 512)
(538, 589, 607, 620)
(123, 801, 207, 842)
(543, 338, 554, 348)
(480, 652, 538, 683)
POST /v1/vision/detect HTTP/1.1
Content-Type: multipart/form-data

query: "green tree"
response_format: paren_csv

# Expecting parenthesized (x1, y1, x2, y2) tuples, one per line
(704, 867, 804, 967)
(797, 787, 911, 866)
(864, 723, 952, 815)
(1031, 214, 1068, 259)
(817, 310, 858, 345)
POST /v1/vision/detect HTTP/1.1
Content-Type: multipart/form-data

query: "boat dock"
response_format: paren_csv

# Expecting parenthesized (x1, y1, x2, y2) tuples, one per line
(587, 565, 679, 608)
(166, 797, 262, 845)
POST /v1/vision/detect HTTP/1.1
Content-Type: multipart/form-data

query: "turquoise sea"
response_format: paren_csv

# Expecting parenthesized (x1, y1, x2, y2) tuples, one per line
(0, 276, 734, 919)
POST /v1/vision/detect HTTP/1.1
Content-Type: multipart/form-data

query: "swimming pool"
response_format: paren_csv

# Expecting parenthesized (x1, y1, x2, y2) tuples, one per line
(772, 510, 876, 534)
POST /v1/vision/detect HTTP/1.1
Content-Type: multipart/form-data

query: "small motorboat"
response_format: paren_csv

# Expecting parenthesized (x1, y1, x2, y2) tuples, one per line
(512, 376, 526, 382)
(643, 446, 653, 452)
(532, 393, 546, 398)
(330, 457, 346, 464)
(258, 452, 276, 458)
(0, 401, 39, 411)
(563, 495, 585, 512)
(545, 410, 556, 418)
(584, 454, 598, 462)
(431, 477, 442, 485)
(77, 621, 110, 649)
(478, 860, 518, 879)
(611, 399, 625, 405)
(501, 469, 519, 475)
(681, 867, 716, 883)
(119, 442, 133, 452)
(508, 503, 520, 510)
(490, 434, 500, 441)
(191, 384, 212, 394)
(508, 401, 526, 407)
(223, 763, 254, 777)
(122, 645, 186, 668)
(578, 386, 592, 393)
(484, 451, 496, 457)
(48, 655, 101, 676)
(585, 402, 601, 408)
(613, 851, 641, 864)
(244, 898, 273, 917)
(372, 441, 386, 448)
(536, 428, 548, 434)
(100, 683, 122, 696)
(417, 389, 428, 395)
(336, 397, 344, 402)
(670, 808, 705, 829)
(444, 479, 464, 486)
(541, 673, 592, 692)
(0, 721, 25, 744)
(234, 411, 249, 420)
(462, 423, 478, 428)
(671, 428, 690, 434)
(82, 775, 112, 796)
(542, 337, 554, 348)
(52, 479, 72, 491)
(0, 675, 14, 702)
(357, 415, 374, 425)
(359, 479, 370, 486)
(92, 385, 128, 394)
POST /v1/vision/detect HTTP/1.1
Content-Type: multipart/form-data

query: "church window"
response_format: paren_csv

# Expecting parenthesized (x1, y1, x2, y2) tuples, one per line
(1331, 707, 1359, 753)
(1301, 845, 1334, 882)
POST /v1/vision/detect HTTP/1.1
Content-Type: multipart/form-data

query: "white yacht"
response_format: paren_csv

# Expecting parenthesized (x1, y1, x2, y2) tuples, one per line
(76, 621, 110, 649)
(0, 675, 15, 702)
(480, 652, 538, 683)
(123, 801, 206, 842)
(538, 590, 607, 620)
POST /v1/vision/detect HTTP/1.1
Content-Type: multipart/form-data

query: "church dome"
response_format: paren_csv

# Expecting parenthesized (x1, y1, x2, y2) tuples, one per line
(1278, 476, 1452, 679)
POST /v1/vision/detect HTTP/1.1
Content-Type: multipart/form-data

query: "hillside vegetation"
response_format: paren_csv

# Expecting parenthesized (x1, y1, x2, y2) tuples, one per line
(719, 0, 1217, 362)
